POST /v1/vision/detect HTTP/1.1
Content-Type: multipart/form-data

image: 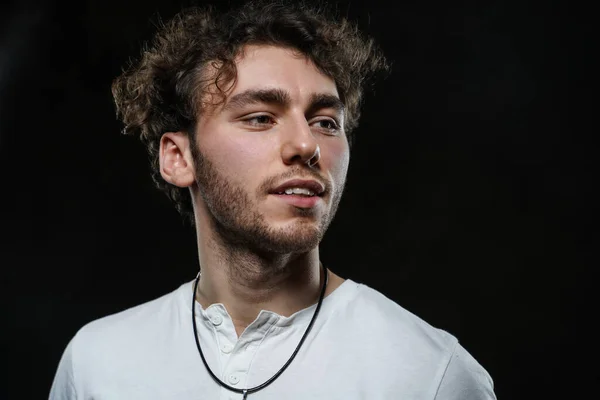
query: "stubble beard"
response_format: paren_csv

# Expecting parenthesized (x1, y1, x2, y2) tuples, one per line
(191, 146, 344, 256)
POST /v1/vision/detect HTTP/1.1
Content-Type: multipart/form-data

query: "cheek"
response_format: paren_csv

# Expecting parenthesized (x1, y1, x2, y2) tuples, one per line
(324, 140, 350, 183)
(202, 134, 271, 183)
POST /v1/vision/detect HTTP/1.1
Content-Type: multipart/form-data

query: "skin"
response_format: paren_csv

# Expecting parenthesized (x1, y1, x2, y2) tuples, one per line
(159, 45, 350, 337)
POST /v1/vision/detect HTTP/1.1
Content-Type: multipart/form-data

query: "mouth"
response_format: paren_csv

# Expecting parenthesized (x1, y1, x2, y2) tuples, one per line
(270, 193, 322, 208)
(269, 179, 326, 209)
(270, 179, 325, 196)
(273, 187, 319, 196)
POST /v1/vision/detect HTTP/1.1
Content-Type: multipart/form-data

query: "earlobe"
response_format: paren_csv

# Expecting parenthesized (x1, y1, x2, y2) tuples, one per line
(159, 132, 196, 188)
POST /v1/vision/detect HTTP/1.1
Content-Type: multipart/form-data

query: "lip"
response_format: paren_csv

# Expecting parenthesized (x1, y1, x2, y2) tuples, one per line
(270, 193, 322, 208)
(269, 179, 325, 196)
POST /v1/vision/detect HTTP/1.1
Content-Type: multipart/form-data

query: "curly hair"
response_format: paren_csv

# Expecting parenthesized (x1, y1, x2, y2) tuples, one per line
(112, 0, 389, 224)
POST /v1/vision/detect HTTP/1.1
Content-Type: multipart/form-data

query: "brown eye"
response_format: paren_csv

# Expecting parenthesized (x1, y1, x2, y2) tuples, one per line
(243, 114, 275, 127)
(311, 118, 340, 134)
(252, 115, 272, 124)
(317, 120, 337, 129)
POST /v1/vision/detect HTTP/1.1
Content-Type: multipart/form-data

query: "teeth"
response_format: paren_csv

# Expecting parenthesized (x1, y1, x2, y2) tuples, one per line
(283, 187, 315, 196)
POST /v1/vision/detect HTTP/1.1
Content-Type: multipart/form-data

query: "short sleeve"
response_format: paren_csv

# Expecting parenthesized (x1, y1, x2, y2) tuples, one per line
(49, 338, 78, 400)
(434, 342, 497, 400)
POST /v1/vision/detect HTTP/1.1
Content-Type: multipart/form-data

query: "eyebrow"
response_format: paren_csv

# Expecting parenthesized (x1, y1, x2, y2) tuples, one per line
(223, 88, 345, 116)
(306, 93, 345, 116)
(224, 88, 291, 111)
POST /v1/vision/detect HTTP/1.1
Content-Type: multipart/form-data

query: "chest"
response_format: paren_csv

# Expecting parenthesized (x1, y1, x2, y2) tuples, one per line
(86, 339, 440, 400)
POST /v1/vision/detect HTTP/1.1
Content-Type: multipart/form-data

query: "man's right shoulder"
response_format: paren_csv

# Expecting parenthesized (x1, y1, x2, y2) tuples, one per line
(49, 280, 194, 399)
(72, 280, 192, 357)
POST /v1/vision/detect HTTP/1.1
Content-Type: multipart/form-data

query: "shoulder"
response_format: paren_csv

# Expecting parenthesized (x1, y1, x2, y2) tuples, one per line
(435, 343, 497, 399)
(49, 281, 195, 398)
(78, 282, 186, 339)
(347, 282, 459, 353)
(342, 281, 496, 399)
(69, 281, 192, 371)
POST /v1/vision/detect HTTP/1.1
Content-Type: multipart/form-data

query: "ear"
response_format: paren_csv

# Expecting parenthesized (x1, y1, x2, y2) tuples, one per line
(159, 132, 196, 188)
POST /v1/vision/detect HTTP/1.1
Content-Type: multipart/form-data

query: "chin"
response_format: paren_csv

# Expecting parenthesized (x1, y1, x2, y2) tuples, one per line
(257, 225, 322, 254)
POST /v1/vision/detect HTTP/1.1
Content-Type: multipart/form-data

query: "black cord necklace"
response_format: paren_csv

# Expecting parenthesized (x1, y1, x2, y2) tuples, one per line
(191, 264, 329, 399)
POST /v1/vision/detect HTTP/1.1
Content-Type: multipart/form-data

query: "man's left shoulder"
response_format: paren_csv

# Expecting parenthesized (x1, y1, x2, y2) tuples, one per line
(344, 282, 496, 399)
(434, 342, 497, 399)
(348, 282, 458, 353)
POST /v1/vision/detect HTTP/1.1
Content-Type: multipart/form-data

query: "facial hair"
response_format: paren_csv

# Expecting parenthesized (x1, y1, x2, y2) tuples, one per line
(190, 143, 345, 255)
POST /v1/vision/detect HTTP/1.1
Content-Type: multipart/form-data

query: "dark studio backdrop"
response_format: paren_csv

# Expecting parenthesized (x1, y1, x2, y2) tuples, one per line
(0, 0, 595, 398)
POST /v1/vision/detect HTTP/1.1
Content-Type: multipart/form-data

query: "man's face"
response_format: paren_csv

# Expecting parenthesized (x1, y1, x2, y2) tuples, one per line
(192, 45, 350, 254)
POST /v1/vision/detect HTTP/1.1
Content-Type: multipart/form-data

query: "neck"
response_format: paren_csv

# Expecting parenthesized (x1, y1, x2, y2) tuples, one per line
(194, 230, 328, 336)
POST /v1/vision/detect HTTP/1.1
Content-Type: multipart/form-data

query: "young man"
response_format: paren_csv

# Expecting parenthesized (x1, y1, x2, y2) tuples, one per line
(50, 1, 496, 399)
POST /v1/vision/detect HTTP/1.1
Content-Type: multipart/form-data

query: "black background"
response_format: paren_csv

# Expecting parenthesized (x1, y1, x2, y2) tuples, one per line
(0, 0, 595, 399)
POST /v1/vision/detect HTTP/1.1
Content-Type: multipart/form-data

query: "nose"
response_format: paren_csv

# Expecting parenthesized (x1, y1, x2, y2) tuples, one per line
(280, 119, 321, 168)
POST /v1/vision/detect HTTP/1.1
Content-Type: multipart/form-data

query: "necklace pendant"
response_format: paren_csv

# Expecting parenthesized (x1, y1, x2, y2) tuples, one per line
(242, 389, 248, 399)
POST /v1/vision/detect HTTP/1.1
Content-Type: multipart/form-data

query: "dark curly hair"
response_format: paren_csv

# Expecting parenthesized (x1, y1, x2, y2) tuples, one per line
(112, 0, 389, 224)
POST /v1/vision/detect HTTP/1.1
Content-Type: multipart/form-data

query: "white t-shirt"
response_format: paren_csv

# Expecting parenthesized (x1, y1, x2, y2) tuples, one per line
(50, 278, 496, 399)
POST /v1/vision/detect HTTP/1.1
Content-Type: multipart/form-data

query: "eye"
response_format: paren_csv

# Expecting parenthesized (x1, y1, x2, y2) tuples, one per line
(242, 114, 276, 127)
(311, 118, 341, 134)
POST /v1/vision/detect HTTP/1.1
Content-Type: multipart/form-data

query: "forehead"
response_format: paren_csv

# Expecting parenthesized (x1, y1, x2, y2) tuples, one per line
(230, 45, 339, 100)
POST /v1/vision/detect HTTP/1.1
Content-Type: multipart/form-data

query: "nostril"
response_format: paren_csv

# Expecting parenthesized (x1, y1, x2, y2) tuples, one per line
(281, 139, 320, 166)
(308, 145, 320, 167)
